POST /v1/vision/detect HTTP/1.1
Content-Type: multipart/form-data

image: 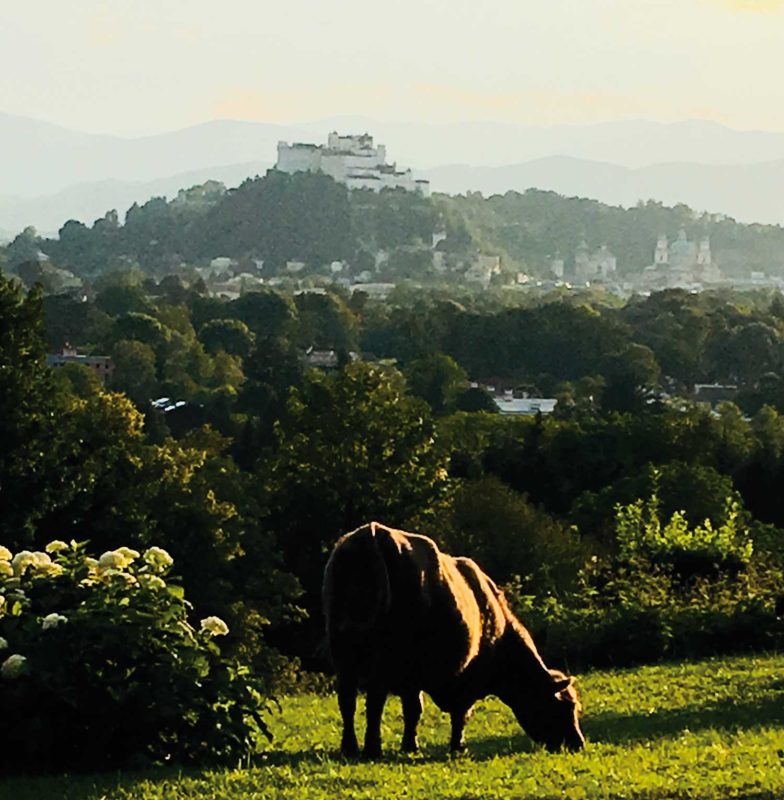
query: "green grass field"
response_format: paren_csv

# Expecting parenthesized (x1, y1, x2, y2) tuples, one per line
(4, 653, 784, 800)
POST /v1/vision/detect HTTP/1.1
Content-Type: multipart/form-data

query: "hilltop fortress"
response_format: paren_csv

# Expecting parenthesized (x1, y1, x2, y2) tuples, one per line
(276, 132, 430, 195)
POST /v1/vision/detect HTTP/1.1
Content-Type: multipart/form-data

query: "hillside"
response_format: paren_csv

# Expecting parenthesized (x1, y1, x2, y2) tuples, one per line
(6, 170, 784, 282)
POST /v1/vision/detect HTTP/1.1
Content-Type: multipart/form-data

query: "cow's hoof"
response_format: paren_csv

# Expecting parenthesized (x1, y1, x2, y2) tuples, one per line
(340, 739, 360, 758)
(401, 738, 419, 754)
(450, 742, 467, 755)
(363, 743, 382, 759)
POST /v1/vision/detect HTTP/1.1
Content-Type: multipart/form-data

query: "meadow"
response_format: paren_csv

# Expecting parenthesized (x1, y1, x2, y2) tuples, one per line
(4, 652, 783, 800)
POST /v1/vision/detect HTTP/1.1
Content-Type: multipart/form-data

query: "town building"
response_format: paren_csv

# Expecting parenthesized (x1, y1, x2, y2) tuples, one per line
(464, 254, 502, 289)
(47, 345, 113, 384)
(276, 132, 430, 195)
(492, 390, 558, 416)
(574, 242, 617, 282)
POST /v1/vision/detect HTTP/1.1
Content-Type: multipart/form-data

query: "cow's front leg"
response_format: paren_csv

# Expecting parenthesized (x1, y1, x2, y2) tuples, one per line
(337, 673, 360, 757)
(363, 685, 388, 758)
(401, 690, 423, 753)
(449, 705, 473, 752)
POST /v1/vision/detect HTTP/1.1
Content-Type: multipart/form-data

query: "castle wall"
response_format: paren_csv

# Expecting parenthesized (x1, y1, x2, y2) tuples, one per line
(276, 133, 429, 195)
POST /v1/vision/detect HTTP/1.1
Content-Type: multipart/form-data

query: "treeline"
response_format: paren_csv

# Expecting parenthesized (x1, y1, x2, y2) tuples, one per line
(5, 171, 784, 280)
(39, 271, 784, 422)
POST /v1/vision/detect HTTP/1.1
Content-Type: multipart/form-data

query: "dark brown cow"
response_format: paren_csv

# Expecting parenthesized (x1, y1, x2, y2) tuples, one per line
(323, 522, 585, 757)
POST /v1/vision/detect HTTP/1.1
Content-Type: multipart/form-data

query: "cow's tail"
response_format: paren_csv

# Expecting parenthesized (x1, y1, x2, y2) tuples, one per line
(323, 522, 392, 643)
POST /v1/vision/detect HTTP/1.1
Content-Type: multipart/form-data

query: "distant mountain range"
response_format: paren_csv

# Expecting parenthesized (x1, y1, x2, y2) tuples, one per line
(4, 112, 784, 237)
(423, 157, 784, 226)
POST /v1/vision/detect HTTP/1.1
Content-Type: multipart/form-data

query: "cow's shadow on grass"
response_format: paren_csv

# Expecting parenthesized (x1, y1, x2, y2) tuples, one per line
(585, 692, 784, 746)
(461, 691, 784, 759)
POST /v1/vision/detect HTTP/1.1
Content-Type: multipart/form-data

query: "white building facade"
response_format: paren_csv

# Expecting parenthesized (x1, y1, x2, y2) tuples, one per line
(276, 132, 430, 196)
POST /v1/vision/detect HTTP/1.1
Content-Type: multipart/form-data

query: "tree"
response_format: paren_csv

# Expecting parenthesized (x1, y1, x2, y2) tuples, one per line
(0, 277, 59, 542)
(229, 289, 297, 340)
(454, 386, 498, 413)
(109, 340, 158, 405)
(404, 353, 469, 415)
(111, 312, 170, 350)
(6, 226, 41, 267)
(260, 362, 449, 602)
(95, 284, 152, 317)
(199, 318, 256, 358)
(294, 291, 358, 353)
(42, 295, 112, 351)
(415, 476, 584, 596)
(601, 344, 661, 412)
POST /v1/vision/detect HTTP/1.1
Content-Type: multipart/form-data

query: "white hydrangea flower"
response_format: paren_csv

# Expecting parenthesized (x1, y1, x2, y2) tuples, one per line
(200, 616, 229, 637)
(0, 561, 13, 578)
(0, 636, 7, 650)
(143, 547, 174, 570)
(32, 552, 52, 567)
(116, 547, 140, 564)
(0, 545, 12, 562)
(138, 574, 166, 590)
(11, 551, 36, 576)
(1, 653, 28, 679)
(98, 551, 126, 570)
(111, 572, 137, 587)
(41, 612, 68, 630)
(39, 562, 64, 578)
(45, 540, 69, 554)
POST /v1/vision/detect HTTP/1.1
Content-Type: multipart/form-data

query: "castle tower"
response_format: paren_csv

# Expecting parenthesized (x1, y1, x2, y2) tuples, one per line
(655, 234, 669, 265)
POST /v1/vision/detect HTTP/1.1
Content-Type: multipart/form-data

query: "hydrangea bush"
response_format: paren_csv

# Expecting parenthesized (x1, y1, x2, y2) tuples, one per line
(0, 541, 274, 773)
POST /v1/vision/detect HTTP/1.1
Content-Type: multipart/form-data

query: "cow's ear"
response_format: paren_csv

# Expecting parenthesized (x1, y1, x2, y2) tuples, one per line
(553, 677, 573, 694)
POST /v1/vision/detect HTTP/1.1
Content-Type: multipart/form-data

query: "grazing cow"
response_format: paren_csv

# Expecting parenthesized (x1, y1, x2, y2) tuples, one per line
(323, 522, 585, 757)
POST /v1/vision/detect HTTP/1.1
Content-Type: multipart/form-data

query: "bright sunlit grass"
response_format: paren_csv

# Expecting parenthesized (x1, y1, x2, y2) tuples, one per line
(5, 653, 784, 800)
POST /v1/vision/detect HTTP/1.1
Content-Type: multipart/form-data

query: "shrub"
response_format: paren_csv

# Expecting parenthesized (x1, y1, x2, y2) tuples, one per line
(0, 541, 274, 774)
(412, 476, 585, 596)
(614, 486, 754, 579)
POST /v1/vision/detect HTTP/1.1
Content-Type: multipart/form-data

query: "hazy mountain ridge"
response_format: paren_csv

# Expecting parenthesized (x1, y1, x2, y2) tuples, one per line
(0, 161, 270, 237)
(5, 113, 784, 234)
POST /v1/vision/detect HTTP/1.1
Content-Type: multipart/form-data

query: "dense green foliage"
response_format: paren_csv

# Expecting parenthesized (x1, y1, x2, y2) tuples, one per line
(4, 654, 783, 798)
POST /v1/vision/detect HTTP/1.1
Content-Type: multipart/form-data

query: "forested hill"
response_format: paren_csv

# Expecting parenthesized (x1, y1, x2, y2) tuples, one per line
(4, 169, 784, 280)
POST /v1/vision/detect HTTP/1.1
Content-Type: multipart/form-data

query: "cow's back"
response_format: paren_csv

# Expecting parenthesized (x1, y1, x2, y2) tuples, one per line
(323, 523, 507, 695)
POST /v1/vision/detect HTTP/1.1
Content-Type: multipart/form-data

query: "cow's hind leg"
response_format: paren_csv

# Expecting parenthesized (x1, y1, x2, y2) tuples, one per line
(337, 673, 360, 757)
(363, 685, 388, 758)
(449, 705, 473, 753)
(401, 691, 423, 753)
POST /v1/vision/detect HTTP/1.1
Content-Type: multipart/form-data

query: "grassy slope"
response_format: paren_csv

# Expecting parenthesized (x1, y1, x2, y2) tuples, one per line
(4, 653, 784, 800)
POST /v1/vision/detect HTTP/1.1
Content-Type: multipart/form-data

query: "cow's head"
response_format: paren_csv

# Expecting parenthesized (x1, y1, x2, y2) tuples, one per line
(509, 669, 585, 752)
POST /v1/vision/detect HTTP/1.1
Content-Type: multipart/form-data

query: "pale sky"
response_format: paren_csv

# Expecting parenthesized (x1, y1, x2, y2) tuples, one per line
(3, 0, 784, 135)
